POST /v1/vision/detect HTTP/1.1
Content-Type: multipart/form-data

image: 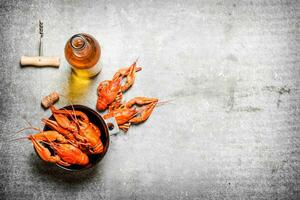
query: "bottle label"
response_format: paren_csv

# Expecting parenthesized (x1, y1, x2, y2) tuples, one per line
(72, 63, 102, 78)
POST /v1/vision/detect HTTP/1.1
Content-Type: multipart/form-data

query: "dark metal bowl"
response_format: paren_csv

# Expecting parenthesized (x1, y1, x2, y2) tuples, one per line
(37, 105, 110, 171)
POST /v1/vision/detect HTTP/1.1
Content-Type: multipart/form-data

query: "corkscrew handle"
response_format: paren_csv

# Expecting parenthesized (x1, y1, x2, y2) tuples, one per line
(20, 56, 60, 67)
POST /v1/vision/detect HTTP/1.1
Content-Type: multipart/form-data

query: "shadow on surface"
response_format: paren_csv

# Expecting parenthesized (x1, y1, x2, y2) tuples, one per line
(28, 154, 102, 184)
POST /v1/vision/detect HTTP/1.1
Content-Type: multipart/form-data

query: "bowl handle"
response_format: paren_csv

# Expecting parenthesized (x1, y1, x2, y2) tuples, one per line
(104, 117, 120, 135)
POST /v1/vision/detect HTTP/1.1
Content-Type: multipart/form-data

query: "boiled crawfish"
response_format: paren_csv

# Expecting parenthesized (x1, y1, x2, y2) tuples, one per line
(103, 97, 158, 132)
(96, 60, 141, 111)
(28, 131, 89, 166)
(43, 105, 104, 154)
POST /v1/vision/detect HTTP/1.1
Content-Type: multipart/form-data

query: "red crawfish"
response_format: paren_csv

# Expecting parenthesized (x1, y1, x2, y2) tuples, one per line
(96, 60, 141, 111)
(103, 97, 158, 132)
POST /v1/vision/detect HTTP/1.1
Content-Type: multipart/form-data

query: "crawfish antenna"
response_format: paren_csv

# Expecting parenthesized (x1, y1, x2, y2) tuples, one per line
(156, 99, 175, 107)
(7, 136, 29, 142)
(15, 119, 41, 134)
(134, 57, 139, 64)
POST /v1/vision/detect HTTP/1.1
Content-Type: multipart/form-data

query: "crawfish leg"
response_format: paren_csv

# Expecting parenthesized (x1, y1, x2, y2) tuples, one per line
(114, 65, 142, 78)
(54, 113, 76, 131)
(32, 131, 68, 143)
(50, 105, 89, 124)
(89, 141, 104, 154)
(129, 102, 157, 124)
(126, 97, 158, 108)
(119, 122, 131, 132)
(57, 160, 71, 166)
(109, 90, 123, 111)
(42, 119, 76, 142)
(29, 136, 61, 164)
(120, 61, 138, 92)
(114, 90, 123, 105)
(73, 131, 89, 143)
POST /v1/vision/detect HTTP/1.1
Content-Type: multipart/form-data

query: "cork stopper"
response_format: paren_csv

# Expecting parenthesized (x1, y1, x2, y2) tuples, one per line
(41, 92, 59, 108)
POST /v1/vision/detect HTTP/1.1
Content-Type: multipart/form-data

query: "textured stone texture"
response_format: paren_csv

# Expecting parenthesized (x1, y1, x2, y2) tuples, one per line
(0, 0, 299, 199)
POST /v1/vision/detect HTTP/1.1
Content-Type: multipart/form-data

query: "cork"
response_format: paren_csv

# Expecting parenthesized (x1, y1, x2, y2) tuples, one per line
(41, 92, 59, 108)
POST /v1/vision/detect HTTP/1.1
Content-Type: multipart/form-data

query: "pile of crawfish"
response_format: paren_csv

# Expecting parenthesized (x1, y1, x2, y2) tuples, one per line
(97, 59, 159, 132)
(21, 106, 103, 166)
(20, 60, 158, 167)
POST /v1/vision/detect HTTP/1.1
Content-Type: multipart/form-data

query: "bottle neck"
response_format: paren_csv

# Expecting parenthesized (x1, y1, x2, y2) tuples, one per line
(70, 34, 91, 57)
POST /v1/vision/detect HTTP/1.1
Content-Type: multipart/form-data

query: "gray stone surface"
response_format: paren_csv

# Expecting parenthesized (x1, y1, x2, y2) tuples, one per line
(0, 0, 299, 199)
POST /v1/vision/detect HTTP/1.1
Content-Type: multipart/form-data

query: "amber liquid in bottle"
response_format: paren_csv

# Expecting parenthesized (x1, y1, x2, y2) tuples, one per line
(65, 33, 101, 78)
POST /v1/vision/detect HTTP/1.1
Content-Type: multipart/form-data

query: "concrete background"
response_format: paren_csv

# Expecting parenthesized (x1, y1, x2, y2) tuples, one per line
(0, 0, 299, 199)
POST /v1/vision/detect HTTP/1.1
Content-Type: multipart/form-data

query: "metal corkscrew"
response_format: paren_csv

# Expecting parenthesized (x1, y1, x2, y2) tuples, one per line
(20, 20, 60, 67)
(39, 20, 43, 56)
